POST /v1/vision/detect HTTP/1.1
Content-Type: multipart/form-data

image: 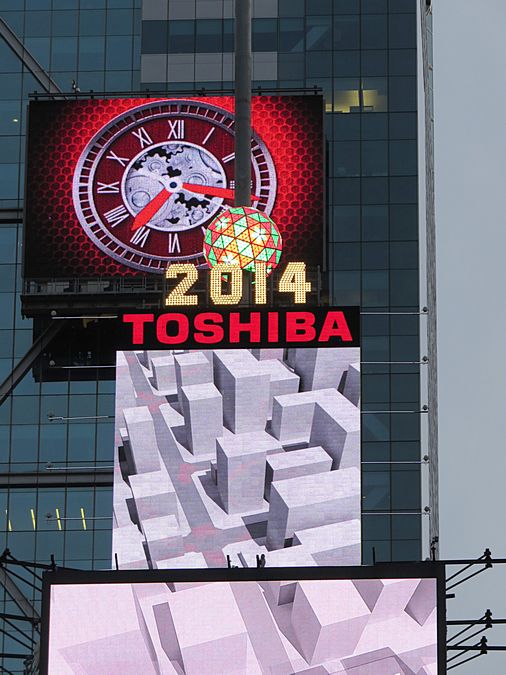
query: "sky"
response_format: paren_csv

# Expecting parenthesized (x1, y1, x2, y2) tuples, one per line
(434, 0, 506, 671)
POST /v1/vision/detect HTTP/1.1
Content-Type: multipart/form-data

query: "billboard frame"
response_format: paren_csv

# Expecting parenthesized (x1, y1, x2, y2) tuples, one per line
(39, 561, 447, 674)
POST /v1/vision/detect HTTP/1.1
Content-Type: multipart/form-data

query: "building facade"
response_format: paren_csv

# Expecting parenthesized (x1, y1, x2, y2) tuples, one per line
(0, 0, 435, 670)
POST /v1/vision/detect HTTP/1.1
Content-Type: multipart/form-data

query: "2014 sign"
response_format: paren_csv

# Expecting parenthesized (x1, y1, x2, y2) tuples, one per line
(165, 262, 312, 306)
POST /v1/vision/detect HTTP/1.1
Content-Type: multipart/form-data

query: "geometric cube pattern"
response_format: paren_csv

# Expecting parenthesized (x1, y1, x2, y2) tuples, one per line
(47, 578, 438, 674)
(203, 206, 283, 272)
(113, 347, 360, 569)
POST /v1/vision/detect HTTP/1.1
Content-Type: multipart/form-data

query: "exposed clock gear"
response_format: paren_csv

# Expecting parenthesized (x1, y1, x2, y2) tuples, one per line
(123, 142, 227, 232)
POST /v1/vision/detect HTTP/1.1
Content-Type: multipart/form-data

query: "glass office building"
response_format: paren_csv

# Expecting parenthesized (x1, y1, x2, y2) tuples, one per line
(0, 0, 435, 670)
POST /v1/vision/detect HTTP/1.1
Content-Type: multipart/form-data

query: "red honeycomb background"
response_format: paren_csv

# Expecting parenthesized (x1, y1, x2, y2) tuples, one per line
(24, 96, 323, 278)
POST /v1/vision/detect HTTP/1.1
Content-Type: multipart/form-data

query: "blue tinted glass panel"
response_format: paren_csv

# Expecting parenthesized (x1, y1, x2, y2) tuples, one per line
(361, 113, 387, 139)
(252, 19, 278, 51)
(279, 0, 304, 15)
(361, 140, 388, 176)
(361, 14, 387, 49)
(107, 9, 133, 35)
(278, 53, 304, 79)
(51, 37, 78, 71)
(389, 13, 416, 49)
(362, 0, 388, 10)
(333, 16, 359, 49)
(24, 10, 51, 37)
(78, 37, 105, 70)
(106, 36, 132, 70)
(333, 51, 359, 76)
(196, 19, 222, 52)
(306, 15, 331, 50)
(362, 205, 388, 240)
(79, 9, 105, 36)
(306, 52, 331, 77)
(141, 21, 168, 54)
(333, 141, 360, 177)
(279, 18, 304, 52)
(361, 50, 387, 76)
(390, 140, 418, 176)
(168, 21, 195, 52)
(331, 205, 360, 241)
(51, 10, 78, 36)
(389, 49, 416, 76)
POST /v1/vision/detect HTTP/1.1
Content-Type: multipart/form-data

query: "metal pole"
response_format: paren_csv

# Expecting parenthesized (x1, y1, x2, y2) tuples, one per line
(234, 0, 252, 207)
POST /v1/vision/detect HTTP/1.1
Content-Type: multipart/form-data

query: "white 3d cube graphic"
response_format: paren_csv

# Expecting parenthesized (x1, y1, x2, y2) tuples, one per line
(264, 446, 332, 500)
(123, 406, 160, 474)
(165, 582, 248, 675)
(291, 347, 360, 392)
(174, 352, 213, 405)
(293, 519, 361, 566)
(129, 468, 178, 522)
(150, 354, 176, 392)
(270, 388, 337, 444)
(266, 467, 360, 549)
(213, 350, 270, 433)
(309, 393, 360, 469)
(254, 358, 300, 418)
(343, 362, 360, 406)
(291, 580, 370, 664)
(141, 514, 183, 562)
(217, 431, 271, 514)
(181, 382, 223, 455)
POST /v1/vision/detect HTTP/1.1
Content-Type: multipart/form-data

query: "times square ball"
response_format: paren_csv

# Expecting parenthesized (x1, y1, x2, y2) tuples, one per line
(203, 206, 283, 273)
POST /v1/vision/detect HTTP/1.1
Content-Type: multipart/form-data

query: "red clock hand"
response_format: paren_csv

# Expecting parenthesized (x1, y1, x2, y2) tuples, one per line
(131, 182, 260, 232)
(182, 182, 260, 201)
(132, 188, 172, 231)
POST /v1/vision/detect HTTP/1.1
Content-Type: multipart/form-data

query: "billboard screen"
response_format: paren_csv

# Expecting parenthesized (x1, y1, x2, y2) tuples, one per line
(113, 343, 361, 570)
(41, 566, 444, 674)
(24, 95, 323, 278)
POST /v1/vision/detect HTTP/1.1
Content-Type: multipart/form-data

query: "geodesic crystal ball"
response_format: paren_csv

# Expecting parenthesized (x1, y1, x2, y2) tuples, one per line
(203, 206, 283, 273)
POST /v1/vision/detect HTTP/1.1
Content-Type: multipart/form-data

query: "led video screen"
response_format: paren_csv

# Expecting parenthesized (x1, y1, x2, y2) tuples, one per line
(24, 95, 323, 277)
(43, 570, 442, 674)
(113, 347, 361, 569)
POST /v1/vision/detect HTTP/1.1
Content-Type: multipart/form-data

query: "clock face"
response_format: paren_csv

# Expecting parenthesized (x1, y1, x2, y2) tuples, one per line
(73, 100, 277, 273)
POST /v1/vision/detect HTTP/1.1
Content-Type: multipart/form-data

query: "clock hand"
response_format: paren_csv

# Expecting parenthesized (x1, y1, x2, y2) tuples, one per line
(134, 169, 259, 201)
(131, 176, 260, 232)
(182, 182, 260, 201)
(131, 188, 172, 231)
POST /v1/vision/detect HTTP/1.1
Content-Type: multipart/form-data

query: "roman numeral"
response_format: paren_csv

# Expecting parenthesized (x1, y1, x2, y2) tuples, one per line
(168, 232, 181, 254)
(222, 152, 235, 164)
(97, 181, 120, 194)
(130, 225, 150, 247)
(168, 119, 185, 140)
(104, 204, 129, 227)
(131, 126, 153, 149)
(202, 127, 215, 145)
(106, 151, 129, 167)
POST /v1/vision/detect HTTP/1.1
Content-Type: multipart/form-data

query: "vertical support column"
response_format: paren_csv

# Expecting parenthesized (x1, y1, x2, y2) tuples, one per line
(420, 0, 438, 559)
(234, 0, 252, 207)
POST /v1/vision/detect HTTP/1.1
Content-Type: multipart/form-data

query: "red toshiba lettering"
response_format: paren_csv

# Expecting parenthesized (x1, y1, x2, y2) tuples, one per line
(156, 313, 189, 344)
(286, 311, 316, 342)
(194, 312, 224, 344)
(229, 312, 261, 343)
(319, 311, 353, 342)
(268, 312, 279, 342)
(123, 313, 154, 345)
